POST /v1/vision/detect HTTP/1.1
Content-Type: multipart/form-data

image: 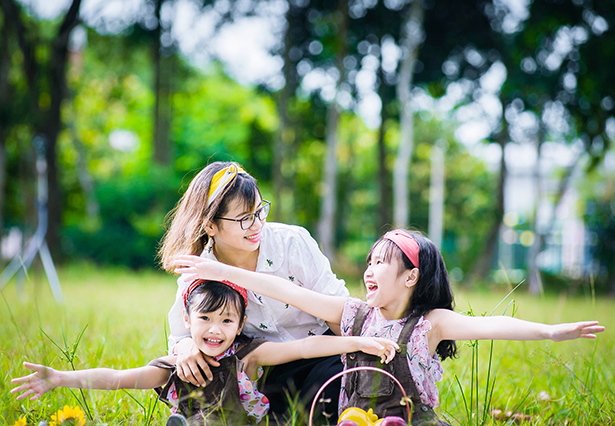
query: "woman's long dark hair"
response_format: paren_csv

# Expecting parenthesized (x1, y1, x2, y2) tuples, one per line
(367, 230, 458, 360)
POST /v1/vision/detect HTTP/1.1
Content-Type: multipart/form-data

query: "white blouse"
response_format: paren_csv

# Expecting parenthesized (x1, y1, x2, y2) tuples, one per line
(168, 222, 349, 353)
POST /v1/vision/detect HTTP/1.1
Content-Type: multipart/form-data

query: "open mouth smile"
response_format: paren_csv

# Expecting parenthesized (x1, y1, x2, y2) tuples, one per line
(245, 232, 260, 243)
(203, 338, 224, 347)
(365, 281, 378, 298)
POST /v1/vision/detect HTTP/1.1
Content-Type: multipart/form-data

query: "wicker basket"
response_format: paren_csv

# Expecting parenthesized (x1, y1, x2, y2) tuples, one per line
(308, 365, 412, 426)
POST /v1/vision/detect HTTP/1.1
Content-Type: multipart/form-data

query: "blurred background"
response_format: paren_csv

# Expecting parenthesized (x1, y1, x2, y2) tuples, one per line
(0, 0, 614, 294)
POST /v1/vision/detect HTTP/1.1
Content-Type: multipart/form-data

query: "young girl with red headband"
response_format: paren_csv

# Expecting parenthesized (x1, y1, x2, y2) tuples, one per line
(174, 229, 605, 425)
(158, 161, 349, 421)
(11, 280, 397, 426)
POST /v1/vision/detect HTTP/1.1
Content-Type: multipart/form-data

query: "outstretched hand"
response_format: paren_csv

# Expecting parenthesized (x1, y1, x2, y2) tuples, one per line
(549, 321, 605, 342)
(358, 337, 399, 364)
(173, 255, 229, 283)
(11, 362, 60, 401)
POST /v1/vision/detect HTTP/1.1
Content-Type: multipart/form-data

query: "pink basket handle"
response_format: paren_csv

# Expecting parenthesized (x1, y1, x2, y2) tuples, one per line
(308, 365, 412, 426)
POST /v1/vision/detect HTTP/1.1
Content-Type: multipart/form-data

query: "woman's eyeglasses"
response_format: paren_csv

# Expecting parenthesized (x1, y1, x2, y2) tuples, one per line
(216, 200, 271, 230)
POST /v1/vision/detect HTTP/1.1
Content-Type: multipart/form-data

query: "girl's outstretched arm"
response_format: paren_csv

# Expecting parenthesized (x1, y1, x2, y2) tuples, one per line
(174, 255, 347, 325)
(242, 336, 399, 378)
(11, 361, 171, 401)
(428, 309, 604, 346)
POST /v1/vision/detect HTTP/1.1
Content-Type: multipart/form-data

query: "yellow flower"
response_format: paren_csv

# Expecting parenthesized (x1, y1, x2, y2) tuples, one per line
(11, 418, 27, 426)
(49, 405, 86, 426)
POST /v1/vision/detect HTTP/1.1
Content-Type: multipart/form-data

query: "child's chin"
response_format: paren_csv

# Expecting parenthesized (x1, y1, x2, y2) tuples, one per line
(365, 297, 378, 307)
(200, 346, 229, 358)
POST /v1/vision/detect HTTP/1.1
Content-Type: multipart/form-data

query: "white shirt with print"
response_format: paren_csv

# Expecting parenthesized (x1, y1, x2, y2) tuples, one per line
(168, 222, 349, 353)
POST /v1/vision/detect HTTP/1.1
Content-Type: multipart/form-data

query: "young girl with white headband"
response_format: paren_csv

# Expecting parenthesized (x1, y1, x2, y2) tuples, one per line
(12, 279, 397, 426)
(174, 229, 605, 425)
(159, 161, 349, 422)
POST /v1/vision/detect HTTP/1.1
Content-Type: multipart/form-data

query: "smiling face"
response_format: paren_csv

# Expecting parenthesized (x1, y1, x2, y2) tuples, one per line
(183, 294, 246, 358)
(364, 241, 418, 320)
(208, 195, 265, 256)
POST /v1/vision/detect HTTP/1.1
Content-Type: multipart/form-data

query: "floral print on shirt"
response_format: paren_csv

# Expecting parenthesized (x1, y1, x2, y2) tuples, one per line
(214, 343, 270, 423)
(339, 298, 443, 413)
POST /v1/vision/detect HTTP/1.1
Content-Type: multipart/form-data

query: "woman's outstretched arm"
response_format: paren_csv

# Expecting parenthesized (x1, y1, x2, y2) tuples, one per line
(11, 361, 171, 401)
(428, 309, 604, 345)
(174, 255, 347, 325)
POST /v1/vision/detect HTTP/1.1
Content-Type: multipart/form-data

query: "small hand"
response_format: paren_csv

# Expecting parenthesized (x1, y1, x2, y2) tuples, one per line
(173, 255, 228, 283)
(358, 337, 399, 364)
(550, 321, 604, 342)
(175, 338, 220, 386)
(11, 362, 59, 400)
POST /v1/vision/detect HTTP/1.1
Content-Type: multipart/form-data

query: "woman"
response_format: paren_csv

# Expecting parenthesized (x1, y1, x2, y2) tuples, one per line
(159, 161, 349, 422)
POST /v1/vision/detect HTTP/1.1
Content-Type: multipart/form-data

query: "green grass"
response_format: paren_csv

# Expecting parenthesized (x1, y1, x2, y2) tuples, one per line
(1, 264, 614, 425)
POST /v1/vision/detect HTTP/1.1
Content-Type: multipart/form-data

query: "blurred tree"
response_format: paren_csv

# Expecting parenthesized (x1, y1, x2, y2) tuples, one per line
(393, 0, 423, 228)
(0, 0, 83, 256)
(583, 172, 615, 295)
(151, 0, 173, 166)
(0, 11, 9, 241)
(317, 0, 349, 260)
(272, 0, 303, 222)
(493, 0, 615, 292)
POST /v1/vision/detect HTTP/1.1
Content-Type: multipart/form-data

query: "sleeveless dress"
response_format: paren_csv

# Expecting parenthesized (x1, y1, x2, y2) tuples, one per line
(149, 338, 269, 424)
(340, 299, 450, 425)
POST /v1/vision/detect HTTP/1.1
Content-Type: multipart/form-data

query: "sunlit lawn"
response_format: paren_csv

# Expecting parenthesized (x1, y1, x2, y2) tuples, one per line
(1, 264, 613, 425)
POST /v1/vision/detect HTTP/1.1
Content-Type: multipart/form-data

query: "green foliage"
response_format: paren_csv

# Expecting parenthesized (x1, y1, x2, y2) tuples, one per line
(172, 67, 277, 177)
(63, 165, 181, 268)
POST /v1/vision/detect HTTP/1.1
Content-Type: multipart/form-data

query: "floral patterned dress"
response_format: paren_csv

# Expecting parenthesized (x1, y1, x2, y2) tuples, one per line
(339, 297, 443, 413)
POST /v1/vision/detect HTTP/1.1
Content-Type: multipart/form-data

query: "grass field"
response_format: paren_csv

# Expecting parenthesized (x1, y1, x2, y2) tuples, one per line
(1, 264, 613, 425)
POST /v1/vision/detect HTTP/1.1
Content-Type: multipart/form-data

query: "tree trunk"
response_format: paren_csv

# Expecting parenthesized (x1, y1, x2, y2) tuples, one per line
(529, 144, 583, 293)
(318, 98, 340, 260)
(428, 143, 445, 249)
(469, 121, 507, 283)
(527, 125, 546, 294)
(376, 62, 391, 232)
(393, 0, 424, 227)
(0, 17, 10, 245)
(39, 0, 81, 257)
(317, 1, 348, 260)
(45, 0, 82, 257)
(152, 0, 172, 166)
(272, 3, 296, 222)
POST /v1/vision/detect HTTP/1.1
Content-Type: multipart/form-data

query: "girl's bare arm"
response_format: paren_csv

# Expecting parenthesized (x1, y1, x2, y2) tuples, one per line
(428, 309, 604, 347)
(243, 335, 399, 377)
(11, 361, 172, 401)
(174, 255, 347, 324)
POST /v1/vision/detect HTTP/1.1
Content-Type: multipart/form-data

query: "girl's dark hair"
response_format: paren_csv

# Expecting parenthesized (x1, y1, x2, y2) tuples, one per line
(367, 230, 458, 361)
(185, 280, 251, 344)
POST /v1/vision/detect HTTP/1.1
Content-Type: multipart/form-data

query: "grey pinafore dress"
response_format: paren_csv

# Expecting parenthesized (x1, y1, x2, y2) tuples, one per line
(149, 338, 266, 425)
(344, 303, 450, 425)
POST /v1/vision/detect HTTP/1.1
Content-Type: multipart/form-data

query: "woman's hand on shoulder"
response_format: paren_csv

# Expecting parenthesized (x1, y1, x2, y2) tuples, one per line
(173, 255, 228, 282)
(174, 338, 220, 386)
(356, 337, 399, 364)
(548, 321, 604, 342)
(11, 362, 60, 400)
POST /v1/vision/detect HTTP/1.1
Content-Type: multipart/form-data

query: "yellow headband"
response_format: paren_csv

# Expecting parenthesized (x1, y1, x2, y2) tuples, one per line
(207, 164, 246, 206)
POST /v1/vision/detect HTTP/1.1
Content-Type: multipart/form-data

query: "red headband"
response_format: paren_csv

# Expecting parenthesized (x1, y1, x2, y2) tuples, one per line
(182, 279, 248, 309)
(383, 231, 420, 268)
